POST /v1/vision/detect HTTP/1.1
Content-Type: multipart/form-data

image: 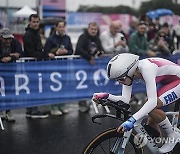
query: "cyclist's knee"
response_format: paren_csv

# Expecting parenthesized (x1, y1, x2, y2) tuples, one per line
(156, 98, 163, 109)
(147, 117, 156, 125)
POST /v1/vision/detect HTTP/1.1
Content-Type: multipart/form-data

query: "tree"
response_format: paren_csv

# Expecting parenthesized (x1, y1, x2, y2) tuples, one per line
(139, 0, 180, 16)
(78, 5, 137, 16)
(77, 0, 180, 17)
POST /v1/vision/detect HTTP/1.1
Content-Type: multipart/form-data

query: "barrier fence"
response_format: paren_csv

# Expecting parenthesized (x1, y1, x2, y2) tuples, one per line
(0, 54, 179, 111)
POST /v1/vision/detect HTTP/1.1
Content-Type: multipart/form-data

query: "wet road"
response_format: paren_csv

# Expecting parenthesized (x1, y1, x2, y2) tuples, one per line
(0, 103, 122, 154)
(0, 103, 179, 154)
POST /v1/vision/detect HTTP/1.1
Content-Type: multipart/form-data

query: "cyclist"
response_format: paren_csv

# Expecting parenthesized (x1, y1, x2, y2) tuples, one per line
(93, 53, 180, 153)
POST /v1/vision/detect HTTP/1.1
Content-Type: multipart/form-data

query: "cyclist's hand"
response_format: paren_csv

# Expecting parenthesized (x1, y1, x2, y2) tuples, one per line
(92, 93, 109, 104)
(93, 93, 109, 100)
(117, 117, 136, 132)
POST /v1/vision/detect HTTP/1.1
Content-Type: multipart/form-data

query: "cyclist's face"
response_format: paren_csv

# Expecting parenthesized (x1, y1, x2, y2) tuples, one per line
(116, 76, 132, 86)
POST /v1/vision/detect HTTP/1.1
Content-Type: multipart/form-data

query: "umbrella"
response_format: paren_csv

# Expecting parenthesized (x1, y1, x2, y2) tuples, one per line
(13, 5, 37, 18)
(146, 9, 174, 19)
(40, 17, 65, 25)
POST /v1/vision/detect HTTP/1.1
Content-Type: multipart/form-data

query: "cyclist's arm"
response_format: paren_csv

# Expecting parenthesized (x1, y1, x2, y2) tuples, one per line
(133, 64, 157, 121)
(108, 85, 132, 104)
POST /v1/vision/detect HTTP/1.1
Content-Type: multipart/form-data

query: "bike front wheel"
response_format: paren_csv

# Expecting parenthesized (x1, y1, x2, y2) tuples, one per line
(83, 128, 144, 154)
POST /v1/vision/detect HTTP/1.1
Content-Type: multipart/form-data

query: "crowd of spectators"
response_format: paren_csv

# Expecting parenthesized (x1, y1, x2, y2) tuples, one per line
(0, 13, 180, 122)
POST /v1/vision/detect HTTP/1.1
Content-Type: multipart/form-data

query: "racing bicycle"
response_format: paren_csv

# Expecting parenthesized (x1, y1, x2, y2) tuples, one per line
(82, 99, 180, 154)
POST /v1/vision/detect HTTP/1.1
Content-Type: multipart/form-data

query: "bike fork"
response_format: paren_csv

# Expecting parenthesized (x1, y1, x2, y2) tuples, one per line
(110, 130, 132, 154)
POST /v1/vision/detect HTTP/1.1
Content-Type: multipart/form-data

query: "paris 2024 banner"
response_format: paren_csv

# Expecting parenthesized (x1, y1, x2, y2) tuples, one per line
(0, 54, 179, 110)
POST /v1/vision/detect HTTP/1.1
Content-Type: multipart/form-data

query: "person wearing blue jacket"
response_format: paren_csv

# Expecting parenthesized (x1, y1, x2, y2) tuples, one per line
(44, 19, 73, 58)
(44, 19, 73, 115)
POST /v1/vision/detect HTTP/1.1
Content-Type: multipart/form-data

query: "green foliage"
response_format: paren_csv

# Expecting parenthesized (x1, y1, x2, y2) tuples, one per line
(77, 0, 180, 17)
(78, 5, 137, 16)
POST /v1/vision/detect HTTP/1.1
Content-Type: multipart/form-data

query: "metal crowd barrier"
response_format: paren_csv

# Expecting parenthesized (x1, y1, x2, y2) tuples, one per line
(16, 55, 81, 62)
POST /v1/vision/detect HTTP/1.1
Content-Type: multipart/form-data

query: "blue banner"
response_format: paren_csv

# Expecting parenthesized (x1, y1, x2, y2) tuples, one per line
(67, 12, 102, 25)
(0, 54, 179, 110)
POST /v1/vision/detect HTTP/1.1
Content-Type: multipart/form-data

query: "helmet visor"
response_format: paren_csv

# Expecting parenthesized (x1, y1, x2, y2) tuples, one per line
(115, 69, 129, 82)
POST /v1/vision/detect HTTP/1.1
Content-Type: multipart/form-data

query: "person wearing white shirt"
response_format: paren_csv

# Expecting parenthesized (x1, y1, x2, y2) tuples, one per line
(100, 20, 129, 56)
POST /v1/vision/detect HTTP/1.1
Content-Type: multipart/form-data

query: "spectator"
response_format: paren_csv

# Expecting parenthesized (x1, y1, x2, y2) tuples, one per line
(75, 22, 104, 65)
(23, 14, 47, 59)
(149, 30, 171, 56)
(23, 14, 49, 119)
(160, 23, 174, 53)
(147, 22, 157, 41)
(128, 21, 156, 57)
(154, 18, 161, 31)
(173, 20, 180, 50)
(75, 22, 104, 112)
(44, 19, 73, 116)
(129, 20, 137, 38)
(0, 28, 22, 122)
(100, 20, 129, 56)
(39, 24, 47, 47)
(44, 19, 73, 58)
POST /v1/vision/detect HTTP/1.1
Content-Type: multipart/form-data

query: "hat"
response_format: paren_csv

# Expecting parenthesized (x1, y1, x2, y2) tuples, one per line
(0, 28, 14, 39)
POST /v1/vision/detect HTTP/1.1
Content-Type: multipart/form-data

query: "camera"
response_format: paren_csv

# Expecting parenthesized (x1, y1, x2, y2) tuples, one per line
(119, 33, 125, 41)
(121, 36, 125, 41)
(60, 45, 65, 49)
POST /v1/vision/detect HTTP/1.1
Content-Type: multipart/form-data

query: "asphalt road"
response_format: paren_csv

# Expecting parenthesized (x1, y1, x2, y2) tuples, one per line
(0, 103, 122, 154)
(0, 102, 179, 154)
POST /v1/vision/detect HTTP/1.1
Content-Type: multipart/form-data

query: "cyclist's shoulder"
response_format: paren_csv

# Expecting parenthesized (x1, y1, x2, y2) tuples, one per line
(139, 58, 154, 67)
(138, 59, 157, 73)
(144, 57, 177, 66)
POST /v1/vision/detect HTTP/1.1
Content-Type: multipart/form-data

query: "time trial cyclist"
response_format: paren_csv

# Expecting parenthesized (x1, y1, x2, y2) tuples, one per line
(93, 53, 180, 153)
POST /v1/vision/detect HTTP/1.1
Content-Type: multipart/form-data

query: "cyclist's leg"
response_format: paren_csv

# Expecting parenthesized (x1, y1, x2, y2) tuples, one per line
(149, 80, 180, 153)
(147, 116, 162, 137)
(147, 100, 178, 137)
(148, 102, 166, 124)
(147, 80, 180, 135)
(146, 96, 164, 136)
(148, 80, 180, 126)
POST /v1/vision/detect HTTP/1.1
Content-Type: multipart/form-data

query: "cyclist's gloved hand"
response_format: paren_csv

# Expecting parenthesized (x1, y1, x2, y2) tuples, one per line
(93, 93, 109, 99)
(93, 93, 109, 104)
(117, 117, 136, 132)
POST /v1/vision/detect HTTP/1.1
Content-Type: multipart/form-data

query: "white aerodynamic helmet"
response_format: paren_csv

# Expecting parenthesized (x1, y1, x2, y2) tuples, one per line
(107, 53, 139, 79)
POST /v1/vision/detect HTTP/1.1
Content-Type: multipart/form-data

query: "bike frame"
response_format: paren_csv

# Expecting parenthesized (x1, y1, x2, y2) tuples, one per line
(91, 99, 180, 154)
(117, 111, 180, 154)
